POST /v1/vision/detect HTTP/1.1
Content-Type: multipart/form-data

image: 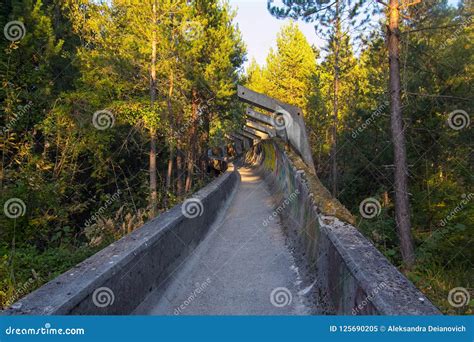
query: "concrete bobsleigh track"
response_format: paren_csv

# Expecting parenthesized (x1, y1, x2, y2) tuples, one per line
(4, 138, 439, 315)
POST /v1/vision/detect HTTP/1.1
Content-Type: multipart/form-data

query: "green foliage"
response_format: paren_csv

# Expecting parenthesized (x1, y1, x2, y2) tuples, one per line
(1, 0, 245, 308)
(262, 0, 472, 314)
(246, 22, 317, 113)
(0, 245, 103, 309)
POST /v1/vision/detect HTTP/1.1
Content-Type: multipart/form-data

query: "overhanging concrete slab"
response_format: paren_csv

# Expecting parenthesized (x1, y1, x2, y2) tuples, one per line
(238, 129, 260, 142)
(243, 125, 269, 139)
(231, 132, 253, 146)
(238, 85, 301, 116)
(245, 108, 275, 127)
(237, 85, 315, 173)
(246, 119, 276, 137)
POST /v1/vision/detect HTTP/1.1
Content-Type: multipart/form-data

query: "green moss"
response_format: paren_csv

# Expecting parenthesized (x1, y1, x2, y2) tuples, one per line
(260, 139, 355, 225)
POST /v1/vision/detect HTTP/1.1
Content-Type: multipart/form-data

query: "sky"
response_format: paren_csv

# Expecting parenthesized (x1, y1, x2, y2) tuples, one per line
(231, 0, 324, 68)
(231, 0, 461, 69)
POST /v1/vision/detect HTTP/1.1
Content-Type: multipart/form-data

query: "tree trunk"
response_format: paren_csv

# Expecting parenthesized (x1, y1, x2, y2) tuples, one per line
(176, 150, 183, 196)
(149, 0, 158, 217)
(185, 89, 199, 193)
(388, 0, 415, 268)
(330, 0, 340, 197)
(149, 129, 158, 217)
(165, 71, 175, 206)
(185, 151, 194, 193)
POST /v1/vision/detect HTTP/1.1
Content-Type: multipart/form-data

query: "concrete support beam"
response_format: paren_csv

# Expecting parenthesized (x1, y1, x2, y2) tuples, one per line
(245, 108, 274, 127)
(230, 132, 245, 142)
(232, 139, 243, 155)
(238, 129, 260, 142)
(232, 132, 252, 150)
(226, 134, 243, 155)
(238, 85, 316, 173)
(231, 132, 252, 144)
(238, 85, 301, 115)
(243, 125, 269, 139)
(246, 119, 276, 137)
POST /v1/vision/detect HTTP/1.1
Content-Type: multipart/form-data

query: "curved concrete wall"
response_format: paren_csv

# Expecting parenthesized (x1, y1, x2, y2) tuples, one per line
(246, 140, 440, 315)
(4, 167, 239, 315)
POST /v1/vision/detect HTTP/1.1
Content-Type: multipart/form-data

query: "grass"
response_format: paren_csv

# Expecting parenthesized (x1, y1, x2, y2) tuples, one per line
(0, 244, 103, 309)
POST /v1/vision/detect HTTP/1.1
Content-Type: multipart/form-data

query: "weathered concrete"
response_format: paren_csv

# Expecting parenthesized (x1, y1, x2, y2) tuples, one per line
(230, 133, 251, 151)
(238, 85, 316, 174)
(231, 137, 243, 155)
(4, 138, 441, 316)
(4, 167, 239, 315)
(237, 129, 260, 143)
(243, 125, 269, 139)
(246, 119, 276, 137)
(246, 107, 275, 126)
(134, 167, 311, 315)
(246, 140, 441, 315)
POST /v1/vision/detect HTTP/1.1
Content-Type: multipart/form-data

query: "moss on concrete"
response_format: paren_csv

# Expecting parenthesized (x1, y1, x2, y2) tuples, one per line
(262, 139, 355, 225)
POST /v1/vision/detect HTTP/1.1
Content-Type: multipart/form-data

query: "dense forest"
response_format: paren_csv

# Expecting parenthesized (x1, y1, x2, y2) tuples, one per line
(1, 0, 472, 314)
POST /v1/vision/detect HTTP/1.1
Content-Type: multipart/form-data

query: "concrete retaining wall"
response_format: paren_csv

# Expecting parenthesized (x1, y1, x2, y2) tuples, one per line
(246, 140, 440, 315)
(4, 167, 239, 315)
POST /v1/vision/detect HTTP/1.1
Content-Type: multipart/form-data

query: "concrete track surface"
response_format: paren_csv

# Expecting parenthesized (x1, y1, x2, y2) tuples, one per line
(134, 166, 311, 315)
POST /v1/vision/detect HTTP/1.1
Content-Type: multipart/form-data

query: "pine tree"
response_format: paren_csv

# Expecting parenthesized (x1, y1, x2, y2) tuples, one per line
(246, 22, 317, 113)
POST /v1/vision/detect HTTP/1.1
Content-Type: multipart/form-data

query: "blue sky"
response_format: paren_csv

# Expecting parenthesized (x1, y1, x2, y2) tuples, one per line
(232, 0, 323, 67)
(231, 0, 461, 68)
